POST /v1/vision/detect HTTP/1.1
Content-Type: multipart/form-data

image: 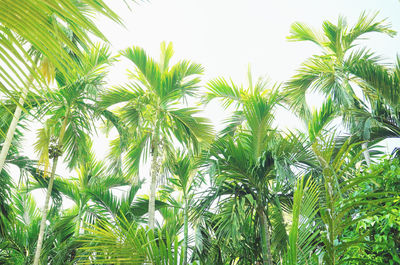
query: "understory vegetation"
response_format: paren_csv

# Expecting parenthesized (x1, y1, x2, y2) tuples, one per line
(0, 1, 399, 264)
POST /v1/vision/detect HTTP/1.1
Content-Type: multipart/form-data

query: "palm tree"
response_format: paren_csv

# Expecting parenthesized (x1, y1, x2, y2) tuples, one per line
(294, 102, 397, 265)
(285, 12, 395, 166)
(166, 150, 204, 264)
(203, 134, 296, 265)
(32, 45, 113, 265)
(2, 190, 86, 264)
(202, 73, 312, 265)
(28, 154, 132, 237)
(0, 99, 45, 236)
(99, 42, 214, 230)
(0, 191, 42, 264)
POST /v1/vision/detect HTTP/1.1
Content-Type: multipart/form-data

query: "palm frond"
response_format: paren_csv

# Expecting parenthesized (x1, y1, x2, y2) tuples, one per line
(121, 46, 162, 94)
(168, 108, 215, 152)
(204, 77, 243, 108)
(281, 176, 320, 265)
(287, 22, 326, 46)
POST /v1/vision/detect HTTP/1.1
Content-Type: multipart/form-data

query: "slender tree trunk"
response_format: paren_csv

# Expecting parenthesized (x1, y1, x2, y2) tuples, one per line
(148, 137, 161, 230)
(32, 156, 59, 265)
(183, 196, 188, 265)
(0, 85, 29, 172)
(33, 110, 69, 265)
(361, 142, 371, 167)
(259, 209, 273, 265)
(75, 207, 83, 237)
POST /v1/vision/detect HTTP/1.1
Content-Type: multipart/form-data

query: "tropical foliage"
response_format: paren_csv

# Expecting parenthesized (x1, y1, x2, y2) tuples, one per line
(0, 3, 399, 265)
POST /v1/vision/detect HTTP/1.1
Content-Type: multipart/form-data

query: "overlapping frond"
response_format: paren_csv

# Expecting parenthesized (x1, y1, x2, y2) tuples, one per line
(80, 216, 183, 265)
(0, 0, 122, 98)
(168, 107, 215, 152)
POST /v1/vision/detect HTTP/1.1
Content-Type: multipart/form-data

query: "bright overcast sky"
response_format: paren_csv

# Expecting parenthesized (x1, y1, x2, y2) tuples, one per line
(93, 0, 400, 130)
(25, 0, 400, 206)
(99, 0, 400, 82)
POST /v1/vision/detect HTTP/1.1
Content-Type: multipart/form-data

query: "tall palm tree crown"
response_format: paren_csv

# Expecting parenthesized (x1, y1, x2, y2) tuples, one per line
(100, 42, 214, 229)
(285, 12, 396, 166)
(32, 44, 113, 265)
(202, 73, 312, 265)
(285, 12, 395, 118)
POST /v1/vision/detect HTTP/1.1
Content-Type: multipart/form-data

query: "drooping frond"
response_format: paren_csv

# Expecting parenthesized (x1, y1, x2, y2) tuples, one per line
(121, 46, 162, 94)
(204, 77, 243, 108)
(287, 22, 326, 46)
(168, 108, 215, 152)
(0, 0, 122, 99)
(307, 97, 338, 141)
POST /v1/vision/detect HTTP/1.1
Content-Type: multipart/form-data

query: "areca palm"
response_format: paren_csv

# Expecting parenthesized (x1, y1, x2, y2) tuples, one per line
(285, 12, 395, 166)
(28, 154, 131, 237)
(280, 176, 320, 265)
(292, 102, 397, 265)
(100, 42, 214, 230)
(166, 151, 204, 264)
(0, 99, 45, 236)
(2, 190, 85, 264)
(202, 74, 312, 265)
(32, 45, 112, 264)
(204, 134, 295, 265)
(0, 191, 42, 264)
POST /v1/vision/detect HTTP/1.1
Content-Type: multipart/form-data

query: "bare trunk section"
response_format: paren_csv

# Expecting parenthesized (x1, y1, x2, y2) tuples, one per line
(148, 137, 161, 230)
(75, 207, 83, 237)
(183, 197, 188, 265)
(33, 110, 69, 265)
(0, 85, 29, 172)
(361, 142, 371, 167)
(259, 209, 273, 265)
(32, 156, 59, 265)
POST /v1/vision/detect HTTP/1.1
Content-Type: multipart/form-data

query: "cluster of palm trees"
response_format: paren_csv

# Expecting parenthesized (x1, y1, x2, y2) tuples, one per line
(0, 2, 399, 265)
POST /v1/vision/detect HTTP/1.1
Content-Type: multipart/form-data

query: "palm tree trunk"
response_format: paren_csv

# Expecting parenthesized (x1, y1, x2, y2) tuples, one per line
(33, 110, 69, 265)
(148, 137, 160, 230)
(0, 85, 29, 172)
(362, 142, 371, 167)
(183, 196, 188, 265)
(75, 207, 83, 237)
(259, 209, 273, 265)
(32, 155, 59, 265)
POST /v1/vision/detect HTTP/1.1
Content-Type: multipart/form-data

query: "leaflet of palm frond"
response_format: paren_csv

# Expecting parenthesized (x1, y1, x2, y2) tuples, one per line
(280, 176, 320, 265)
(0, 0, 125, 104)
(79, 215, 183, 264)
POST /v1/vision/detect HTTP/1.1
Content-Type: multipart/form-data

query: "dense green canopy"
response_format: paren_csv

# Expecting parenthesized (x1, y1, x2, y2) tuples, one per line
(0, 2, 399, 265)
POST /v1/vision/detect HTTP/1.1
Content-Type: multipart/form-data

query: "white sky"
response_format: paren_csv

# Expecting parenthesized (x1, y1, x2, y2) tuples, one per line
(21, 0, 400, 207)
(99, 0, 400, 82)
(95, 0, 400, 131)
